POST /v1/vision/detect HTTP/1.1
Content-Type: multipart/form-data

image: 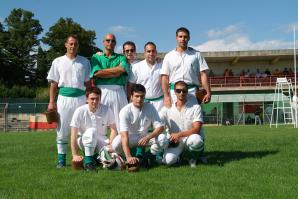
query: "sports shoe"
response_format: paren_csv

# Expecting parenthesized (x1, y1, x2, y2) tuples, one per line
(189, 159, 197, 168)
(85, 162, 96, 172)
(198, 156, 208, 164)
(56, 161, 66, 169)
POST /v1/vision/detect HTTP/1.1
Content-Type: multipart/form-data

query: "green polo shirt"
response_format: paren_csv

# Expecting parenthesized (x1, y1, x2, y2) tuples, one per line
(90, 53, 129, 86)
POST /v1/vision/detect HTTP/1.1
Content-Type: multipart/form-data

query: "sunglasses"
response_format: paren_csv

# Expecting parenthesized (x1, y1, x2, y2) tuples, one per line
(105, 39, 116, 43)
(125, 49, 135, 53)
(175, 89, 188, 94)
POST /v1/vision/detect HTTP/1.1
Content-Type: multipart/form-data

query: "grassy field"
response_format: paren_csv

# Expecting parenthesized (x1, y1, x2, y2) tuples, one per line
(0, 125, 297, 199)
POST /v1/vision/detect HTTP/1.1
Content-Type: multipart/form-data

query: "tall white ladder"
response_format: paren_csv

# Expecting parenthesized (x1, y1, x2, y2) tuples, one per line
(270, 77, 295, 128)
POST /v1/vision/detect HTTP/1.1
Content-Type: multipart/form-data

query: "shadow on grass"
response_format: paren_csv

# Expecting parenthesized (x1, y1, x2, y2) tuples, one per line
(204, 150, 279, 166)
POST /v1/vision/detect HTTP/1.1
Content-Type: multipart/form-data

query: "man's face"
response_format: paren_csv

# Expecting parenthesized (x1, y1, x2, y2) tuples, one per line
(87, 93, 100, 111)
(131, 92, 145, 108)
(176, 31, 189, 49)
(103, 34, 116, 51)
(65, 37, 78, 55)
(174, 84, 188, 101)
(123, 44, 136, 62)
(144, 44, 157, 65)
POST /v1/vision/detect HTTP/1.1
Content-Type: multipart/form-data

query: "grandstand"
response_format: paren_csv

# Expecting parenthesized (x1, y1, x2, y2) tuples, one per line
(1, 49, 297, 131)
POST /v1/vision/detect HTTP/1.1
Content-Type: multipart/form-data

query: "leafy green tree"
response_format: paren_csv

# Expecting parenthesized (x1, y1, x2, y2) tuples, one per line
(1, 8, 43, 86)
(43, 17, 100, 61)
(35, 47, 49, 86)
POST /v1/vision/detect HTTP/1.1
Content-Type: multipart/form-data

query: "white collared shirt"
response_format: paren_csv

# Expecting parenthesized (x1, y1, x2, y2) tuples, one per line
(47, 55, 91, 89)
(70, 104, 115, 138)
(159, 101, 203, 133)
(119, 103, 164, 135)
(129, 60, 163, 98)
(161, 48, 209, 86)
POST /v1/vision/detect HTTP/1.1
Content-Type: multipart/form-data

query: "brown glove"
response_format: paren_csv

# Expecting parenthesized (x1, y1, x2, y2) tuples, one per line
(195, 89, 207, 104)
(126, 161, 140, 172)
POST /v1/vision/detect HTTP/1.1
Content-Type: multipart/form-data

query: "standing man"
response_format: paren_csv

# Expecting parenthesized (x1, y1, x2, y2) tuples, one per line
(161, 27, 211, 107)
(112, 84, 167, 165)
(159, 81, 205, 168)
(128, 42, 164, 111)
(70, 87, 117, 171)
(91, 33, 129, 131)
(47, 35, 91, 168)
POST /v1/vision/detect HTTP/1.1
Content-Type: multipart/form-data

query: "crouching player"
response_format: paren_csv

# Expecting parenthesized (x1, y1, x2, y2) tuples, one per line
(112, 84, 167, 167)
(159, 81, 206, 168)
(70, 87, 117, 171)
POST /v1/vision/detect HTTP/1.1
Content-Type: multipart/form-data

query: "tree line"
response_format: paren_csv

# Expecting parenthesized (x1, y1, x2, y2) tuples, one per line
(0, 8, 100, 98)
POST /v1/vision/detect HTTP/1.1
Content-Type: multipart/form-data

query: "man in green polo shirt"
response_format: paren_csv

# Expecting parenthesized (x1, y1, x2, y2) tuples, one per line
(90, 33, 129, 131)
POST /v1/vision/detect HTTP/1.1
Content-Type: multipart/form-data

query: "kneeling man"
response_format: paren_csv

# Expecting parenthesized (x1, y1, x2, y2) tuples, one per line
(160, 81, 205, 167)
(70, 87, 117, 171)
(112, 84, 167, 165)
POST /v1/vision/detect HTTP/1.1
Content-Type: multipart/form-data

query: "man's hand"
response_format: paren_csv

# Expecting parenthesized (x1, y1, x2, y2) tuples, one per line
(72, 155, 83, 162)
(126, 156, 139, 165)
(163, 96, 172, 108)
(138, 135, 150, 146)
(202, 92, 211, 104)
(169, 133, 180, 143)
(47, 101, 57, 111)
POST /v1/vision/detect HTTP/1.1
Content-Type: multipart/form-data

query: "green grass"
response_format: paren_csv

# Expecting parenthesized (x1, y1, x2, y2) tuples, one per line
(0, 126, 298, 199)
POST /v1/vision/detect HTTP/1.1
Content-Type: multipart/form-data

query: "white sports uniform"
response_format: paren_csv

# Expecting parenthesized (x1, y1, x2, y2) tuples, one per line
(129, 60, 164, 111)
(161, 48, 209, 104)
(112, 103, 167, 155)
(159, 101, 205, 165)
(70, 104, 115, 156)
(47, 55, 91, 154)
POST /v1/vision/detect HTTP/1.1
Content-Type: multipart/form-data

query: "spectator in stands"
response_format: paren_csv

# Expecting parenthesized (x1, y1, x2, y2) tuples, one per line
(283, 67, 289, 75)
(273, 69, 282, 76)
(255, 69, 262, 78)
(244, 69, 251, 77)
(240, 70, 245, 85)
(228, 69, 234, 76)
(264, 68, 271, 76)
(223, 69, 229, 77)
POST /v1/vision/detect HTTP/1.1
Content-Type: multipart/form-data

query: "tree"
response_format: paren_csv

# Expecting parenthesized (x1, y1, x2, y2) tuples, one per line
(1, 8, 43, 86)
(43, 17, 100, 61)
(35, 47, 49, 87)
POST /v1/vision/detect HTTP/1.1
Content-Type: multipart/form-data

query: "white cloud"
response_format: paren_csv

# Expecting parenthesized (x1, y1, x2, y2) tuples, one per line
(195, 24, 293, 52)
(107, 25, 136, 37)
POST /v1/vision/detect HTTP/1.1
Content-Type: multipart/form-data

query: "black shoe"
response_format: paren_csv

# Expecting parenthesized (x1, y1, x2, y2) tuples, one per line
(56, 161, 66, 169)
(85, 162, 96, 172)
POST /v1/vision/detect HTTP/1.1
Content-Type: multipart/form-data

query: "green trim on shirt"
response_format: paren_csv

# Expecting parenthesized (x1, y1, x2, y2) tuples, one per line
(145, 95, 164, 102)
(59, 87, 85, 97)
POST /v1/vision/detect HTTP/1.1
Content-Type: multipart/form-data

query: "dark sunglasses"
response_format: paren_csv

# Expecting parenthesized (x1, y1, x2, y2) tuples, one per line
(105, 39, 116, 43)
(125, 49, 135, 53)
(175, 89, 188, 94)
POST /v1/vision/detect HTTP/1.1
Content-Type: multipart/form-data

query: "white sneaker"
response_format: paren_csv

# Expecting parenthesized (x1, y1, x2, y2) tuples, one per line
(199, 156, 208, 164)
(189, 159, 197, 168)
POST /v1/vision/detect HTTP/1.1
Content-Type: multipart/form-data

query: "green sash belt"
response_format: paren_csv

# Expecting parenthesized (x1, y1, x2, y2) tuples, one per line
(145, 95, 164, 102)
(59, 87, 85, 97)
(169, 83, 197, 90)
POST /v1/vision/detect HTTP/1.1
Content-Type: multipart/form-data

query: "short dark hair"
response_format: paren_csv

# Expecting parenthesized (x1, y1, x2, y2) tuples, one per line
(174, 81, 188, 89)
(131, 84, 146, 95)
(86, 87, 101, 97)
(144, 41, 156, 50)
(65, 35, 78, 43)
(176, 27, 190, 37)
(123, 41, 136, 51)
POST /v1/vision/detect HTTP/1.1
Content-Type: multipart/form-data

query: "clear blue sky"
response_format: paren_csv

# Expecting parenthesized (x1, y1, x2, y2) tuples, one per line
(1, 0, 297, 53)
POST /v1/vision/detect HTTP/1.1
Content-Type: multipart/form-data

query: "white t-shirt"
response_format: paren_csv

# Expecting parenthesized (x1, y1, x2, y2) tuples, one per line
(119, 103, 164, 135)
(159, 101, 203, 133)
(47, 55, 91, 90)
(129, 60, 163, 99)
(161, 48, 209, 86)
(70, 104, 115, 139)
